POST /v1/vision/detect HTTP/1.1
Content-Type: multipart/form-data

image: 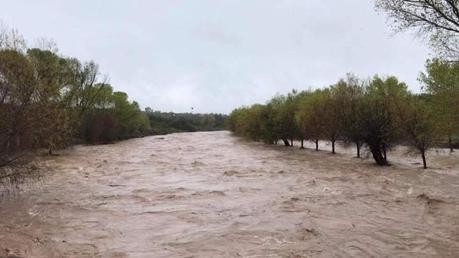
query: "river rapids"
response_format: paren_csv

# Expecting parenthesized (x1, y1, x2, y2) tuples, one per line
(0, 131, 458, 257)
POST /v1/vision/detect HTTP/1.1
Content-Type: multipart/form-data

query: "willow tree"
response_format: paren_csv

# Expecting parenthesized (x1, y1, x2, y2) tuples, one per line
(376, 0, 459, 58)
(320, 88, 342, 154)
(0, 49, 37, 165)
(332, 75, 365, 157)
(398, 95, 436, 169)
(228, 105, 266, 142)
(295, 89, 326, 151)
(294, 91, 311, 149)
(27, 48, 73, 154)
(269, 92, 299, 147)
(284, 90, 302, 147)
(419, 58, 459, 152)
(358, 76, 409, 166)
(0, 26, 32, 165)
(256, 103, 278, 144)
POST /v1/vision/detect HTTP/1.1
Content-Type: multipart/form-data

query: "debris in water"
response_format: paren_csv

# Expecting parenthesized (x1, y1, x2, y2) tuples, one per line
(417, 193, 444, 205)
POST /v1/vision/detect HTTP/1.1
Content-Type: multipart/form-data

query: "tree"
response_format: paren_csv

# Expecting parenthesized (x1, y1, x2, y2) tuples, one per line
(59, 58, 106, 120)
(245, 104, 269, 142)
(376, 0, 459, 58)
(332, 75, 365, 157)
(0, 49, 37, 164)
(269, 92, 300, 147)
(255, 104, 278, 144)
(27, 48, 72, 154)
(419, 58, 459, 151)
(293, 91, 311, 149)
(295, 89, 326, 151)
(321, 87, 342, 154)
(398, 95, 436, 169)
(357, 76, 409, 165)
(227, 104, 276, 144)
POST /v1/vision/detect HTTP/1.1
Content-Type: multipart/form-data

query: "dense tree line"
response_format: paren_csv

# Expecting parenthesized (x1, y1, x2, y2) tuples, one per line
(228, 68, 459, 169)
(0, 24, 151, 170)
(145, 109, 226, 135)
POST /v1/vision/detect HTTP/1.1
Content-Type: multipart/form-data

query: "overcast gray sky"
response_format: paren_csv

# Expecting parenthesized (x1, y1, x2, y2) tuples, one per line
(1, 0, 430, 113)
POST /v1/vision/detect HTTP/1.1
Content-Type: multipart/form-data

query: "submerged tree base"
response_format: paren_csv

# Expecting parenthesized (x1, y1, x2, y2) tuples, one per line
(368, 144, 389, 166)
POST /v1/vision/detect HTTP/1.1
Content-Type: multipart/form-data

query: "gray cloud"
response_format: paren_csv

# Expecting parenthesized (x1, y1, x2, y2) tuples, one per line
(1, 0, 430, 113)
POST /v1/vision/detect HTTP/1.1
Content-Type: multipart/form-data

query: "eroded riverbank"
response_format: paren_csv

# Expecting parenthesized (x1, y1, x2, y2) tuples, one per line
(1, 131, 458, 257)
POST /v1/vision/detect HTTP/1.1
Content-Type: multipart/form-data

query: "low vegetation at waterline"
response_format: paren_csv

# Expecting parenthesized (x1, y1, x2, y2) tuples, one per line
(228, 70, 459, 169)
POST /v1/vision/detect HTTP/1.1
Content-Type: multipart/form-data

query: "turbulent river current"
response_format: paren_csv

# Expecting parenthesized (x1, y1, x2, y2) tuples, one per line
(0, 131, 458, 257)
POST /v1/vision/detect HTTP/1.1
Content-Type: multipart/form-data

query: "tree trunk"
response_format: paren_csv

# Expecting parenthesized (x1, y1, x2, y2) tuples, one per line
(282, 139, 290, 146)
(421, 150, 427, 169)
(300, 139, 304, 149)
(331, 140, 336, 154)
(370, 145, 387, 166)
(449, 135, 454, 153)
(356, 142, 361, 158)
(48, 148, 53, 155)
(315, 139, 319, 151)
(290, 139, 293, 147)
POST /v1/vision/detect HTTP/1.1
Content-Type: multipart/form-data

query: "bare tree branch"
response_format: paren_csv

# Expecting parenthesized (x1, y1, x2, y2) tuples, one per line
(376, 0, 459, 58)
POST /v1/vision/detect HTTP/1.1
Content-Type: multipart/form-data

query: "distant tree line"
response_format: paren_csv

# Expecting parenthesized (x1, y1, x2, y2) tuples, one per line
(228, 66, 459, 169)
(145, 108, 226, 135)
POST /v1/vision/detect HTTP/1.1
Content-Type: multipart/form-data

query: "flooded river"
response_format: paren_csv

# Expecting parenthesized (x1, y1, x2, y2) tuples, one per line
(1, 131, 458, 257)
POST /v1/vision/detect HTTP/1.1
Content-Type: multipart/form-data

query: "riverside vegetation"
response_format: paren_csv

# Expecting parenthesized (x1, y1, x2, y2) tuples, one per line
(0, 24, 225, 187)
(228, 0, 459, 169)
(228, 72, 458, 169)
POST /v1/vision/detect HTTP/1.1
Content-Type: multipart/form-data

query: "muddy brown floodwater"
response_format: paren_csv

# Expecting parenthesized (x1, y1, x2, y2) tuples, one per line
(1, 131, 459, 258)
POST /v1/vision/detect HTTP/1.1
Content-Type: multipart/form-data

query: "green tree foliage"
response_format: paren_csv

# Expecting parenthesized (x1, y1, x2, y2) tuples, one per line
(295, 90, 326, 151)
(146, 110, 226, 135)
(228, 105, 264, 141)
(419, 58, 459, 151)
(0, 43, 153, 157)
(357, 76, 409, 165)
(321, 87, 343, 154)
(270, 91, 301, 146)
(0, 49, 38, 163)
(398, 95, 436, 168)
(26, 48, 73, 154)
(229, 74, 446, 168)
(80, 86, 151, 143)
(332, 75, 365, 157)
(227, 92, 303, 146)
